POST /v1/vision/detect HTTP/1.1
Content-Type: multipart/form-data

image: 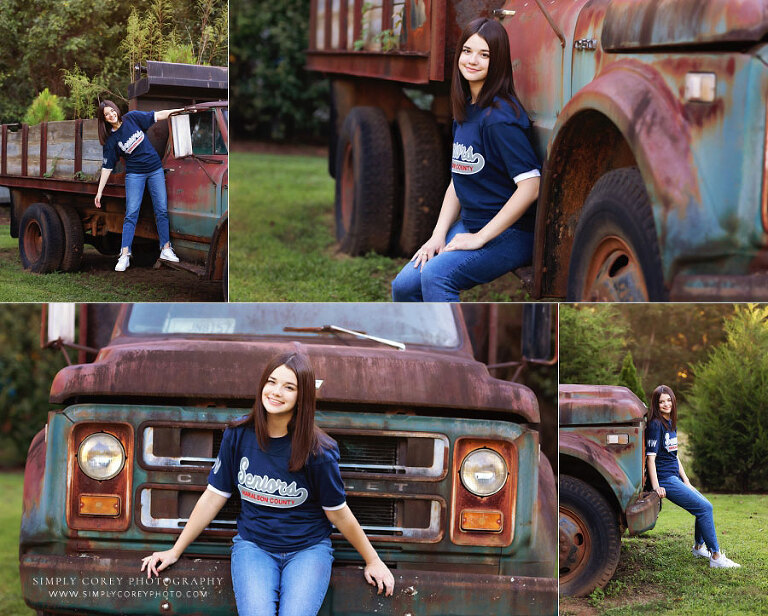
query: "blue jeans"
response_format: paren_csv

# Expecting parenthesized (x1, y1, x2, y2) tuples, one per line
(231, 535, 333, 616)
(391, 219, 534, 302)
(123, 167, 170, 251)
(659, 475, 720, 553)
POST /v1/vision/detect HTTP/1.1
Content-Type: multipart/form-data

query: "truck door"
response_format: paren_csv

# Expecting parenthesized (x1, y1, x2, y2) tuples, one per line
(164, 108, 228, 254)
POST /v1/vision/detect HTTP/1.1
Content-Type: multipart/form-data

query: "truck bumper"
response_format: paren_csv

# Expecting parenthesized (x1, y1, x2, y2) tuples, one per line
(670, 273, 768, 301)
(626, 490, 662, 535)
(21, 553, 557, 616)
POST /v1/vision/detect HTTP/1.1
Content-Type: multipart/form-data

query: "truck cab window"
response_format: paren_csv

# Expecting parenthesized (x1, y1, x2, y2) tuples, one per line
(189, 110, 227, 155)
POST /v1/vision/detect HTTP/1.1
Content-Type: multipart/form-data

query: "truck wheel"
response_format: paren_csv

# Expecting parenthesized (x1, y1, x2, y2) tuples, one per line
(92, 233, 122, 257)
(19, 203, 65, 273)
(566, 167, 666, 301)
(131, 239, 160, 267)
(335, 106, 395, 255)
(53, 204, 84, 272)
(394, 109, 446, 256)
(559, 476, 621, 597)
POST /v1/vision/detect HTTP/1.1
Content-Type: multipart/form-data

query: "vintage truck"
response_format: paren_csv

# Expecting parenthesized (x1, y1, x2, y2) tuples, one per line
(558, 384, 661, 597)
(1, 62, 228, 297)
(20, 303, 557, 615)
(307, 0, 768, 301)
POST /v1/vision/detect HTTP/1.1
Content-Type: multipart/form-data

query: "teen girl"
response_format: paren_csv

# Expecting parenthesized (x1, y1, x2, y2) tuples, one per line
(95, 100, 183, 272)
(141, 352, 395, 615)
(646, 385, 740, 568)
(391, 17, 540, 301)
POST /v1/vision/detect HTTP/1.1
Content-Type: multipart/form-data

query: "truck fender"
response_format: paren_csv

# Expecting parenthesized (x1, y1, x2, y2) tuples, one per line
(559, 432, 636, 512)
(205, 211, 228, 281)
(20, 428, 46, 543)
(535, 59, 706, 297)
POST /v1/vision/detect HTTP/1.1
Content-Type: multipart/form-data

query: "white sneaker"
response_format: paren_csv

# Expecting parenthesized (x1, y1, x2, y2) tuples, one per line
(115, 253, 130, 272)
(710, 552, 741, 568)
(692, 544, 711, 558)
(160, 246, 180, 263)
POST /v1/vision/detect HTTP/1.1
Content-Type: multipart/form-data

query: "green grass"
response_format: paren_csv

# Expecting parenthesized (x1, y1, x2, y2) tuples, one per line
(561, 494, 768, 615)
(228, 152, 531, 301)
(0, 472, 34, 616)
(0, 224, 217, 301)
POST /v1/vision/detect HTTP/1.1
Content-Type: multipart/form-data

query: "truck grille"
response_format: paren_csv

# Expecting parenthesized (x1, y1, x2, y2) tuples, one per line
(138, 423, 447, 543)
(142, 426, 448, 478)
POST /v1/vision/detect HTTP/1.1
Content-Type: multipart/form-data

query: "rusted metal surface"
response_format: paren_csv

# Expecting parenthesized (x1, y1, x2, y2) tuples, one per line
(559, 384, 647, 425)
(625, 490, 661, 535)
(49, 306, 540, 422)
(602, 0, 768, 49)
(128, 61, 228, 103)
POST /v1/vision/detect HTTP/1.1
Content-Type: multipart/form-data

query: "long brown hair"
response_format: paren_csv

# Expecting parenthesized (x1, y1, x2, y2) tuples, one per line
(450, 17, 523, 124)
(97, 100, 122, 146)
(232, 352, 334, 471)
(649, 385, 677, 431)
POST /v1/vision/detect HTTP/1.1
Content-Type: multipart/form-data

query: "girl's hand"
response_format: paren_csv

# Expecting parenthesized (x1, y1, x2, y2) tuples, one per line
(654, 486, 666, 498)
(411, 236, 446, 270)
(94, 194, 102, 209)
(444, 232, 485, 252)
(364, 558, 395, 597)
(140, 549, 179, 578)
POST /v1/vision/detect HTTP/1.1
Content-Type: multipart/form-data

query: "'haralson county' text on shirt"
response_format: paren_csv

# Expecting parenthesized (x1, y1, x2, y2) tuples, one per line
(207, 425, 346, 552)
(451, 97, 541, 233)
(645, 418, 679, 480)
(102, 111, 163, 174)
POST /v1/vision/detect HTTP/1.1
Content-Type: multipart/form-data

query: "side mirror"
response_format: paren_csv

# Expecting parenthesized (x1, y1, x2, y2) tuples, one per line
(171, 114, 193, 158)
(522, 304, 556, 363)
(43, 303, 76, 347)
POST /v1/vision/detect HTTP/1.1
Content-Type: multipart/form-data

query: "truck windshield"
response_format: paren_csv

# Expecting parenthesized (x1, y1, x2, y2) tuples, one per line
(126, 304, 460, 347)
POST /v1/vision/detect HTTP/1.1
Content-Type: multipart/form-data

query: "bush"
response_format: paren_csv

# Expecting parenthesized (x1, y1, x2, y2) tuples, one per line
(22, 88, 65, 124)
(688, 305, 768, 492)
(559, 305, 628, 385)
(618, 350, 648, 405)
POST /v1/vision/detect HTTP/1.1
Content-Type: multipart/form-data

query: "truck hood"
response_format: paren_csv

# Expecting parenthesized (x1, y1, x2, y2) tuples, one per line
(559, 384, 646, 425)
(50, 339, 539, 422)
(602, 0, 768, 50)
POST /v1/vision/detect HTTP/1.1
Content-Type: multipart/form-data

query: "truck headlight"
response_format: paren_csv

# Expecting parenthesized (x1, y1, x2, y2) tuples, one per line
(77, 433, 126, 481)
(459, 448, 507, 496)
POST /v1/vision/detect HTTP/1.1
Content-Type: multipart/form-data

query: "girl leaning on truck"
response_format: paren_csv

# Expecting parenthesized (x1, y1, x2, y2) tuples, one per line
(391, 17, 540, 301)
(646, 385, 741, 569)
(140, 351, 395, 616)
(95, 100, 182, 272)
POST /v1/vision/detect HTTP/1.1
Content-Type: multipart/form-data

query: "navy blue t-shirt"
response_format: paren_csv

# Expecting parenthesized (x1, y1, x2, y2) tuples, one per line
(207, 425, 346, 552)
(645, 418, 679, 480)
(102, 110, 162, 174)
(451, 98, 541, 233)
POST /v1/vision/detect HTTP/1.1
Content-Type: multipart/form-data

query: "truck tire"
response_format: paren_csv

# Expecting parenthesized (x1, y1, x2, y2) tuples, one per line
(566, 167, 666, 301)
(91, 232, 122, 257)
(559, 475, 622, 597)
(334, 106, 396, 255)
(131, 239, 160, 267)
(52, 204, 84, 272)
(394, 109, 446, 256)
(19, 203, 65, 273)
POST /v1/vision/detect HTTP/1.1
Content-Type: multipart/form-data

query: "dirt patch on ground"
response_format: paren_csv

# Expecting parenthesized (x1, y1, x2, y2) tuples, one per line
(77, 249, 224, 301)
(560, 589, 666, 616)
(231, 140, 328, 158)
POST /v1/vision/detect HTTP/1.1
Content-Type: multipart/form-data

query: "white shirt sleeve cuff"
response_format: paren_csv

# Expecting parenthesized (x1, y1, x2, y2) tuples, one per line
(153, 111, 159, 123)
(322, 501, 347, 511)
(207, 484, 231, 498)
(514, 169, 541, 184)
(646, 452, 657, 457)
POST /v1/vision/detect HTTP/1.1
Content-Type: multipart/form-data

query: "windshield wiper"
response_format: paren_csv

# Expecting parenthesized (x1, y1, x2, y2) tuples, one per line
(283, 325, 405, 350)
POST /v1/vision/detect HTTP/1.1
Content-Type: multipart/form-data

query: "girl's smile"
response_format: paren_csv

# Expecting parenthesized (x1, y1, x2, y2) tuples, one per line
(103, 106, 120, 128)
(659, 392, 673, 417)
(262, 364, 298, 417)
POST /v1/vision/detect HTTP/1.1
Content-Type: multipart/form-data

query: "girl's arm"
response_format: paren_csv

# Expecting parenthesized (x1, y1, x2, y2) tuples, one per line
(154, 108, 186, 122)
(412, 180, 461, 270)
(677, 457, 693, 487)
(140, 488, 228, 577)
(94, 168, 112, 208)
(325, 505, 395, 596)
(444, 176, 539, 252)
(646, 455, 666, 498)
